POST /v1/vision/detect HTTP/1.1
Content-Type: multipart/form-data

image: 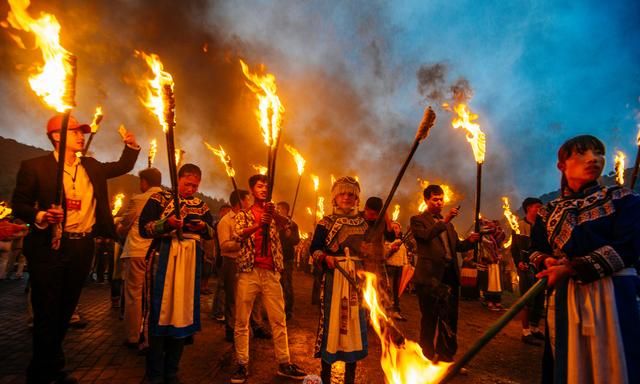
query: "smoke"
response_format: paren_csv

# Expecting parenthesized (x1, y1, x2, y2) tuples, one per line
(1, 0, 639, 233)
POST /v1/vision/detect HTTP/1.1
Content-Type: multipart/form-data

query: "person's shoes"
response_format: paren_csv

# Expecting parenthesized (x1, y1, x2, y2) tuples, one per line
(521, 334, 542, 346)
(230, 365, 248, 383)
(54, 372, 79, 384)
(391, 312, 407, 321)
(165, 375, 181, 384)
(277, 363, 306, 380)
(253, 328, 272, 339)
(69, 319, 88, 329)
(123, 341, 138, 349)
(459, 368, 469, 375)
(531, 330, 545, 340)
(213, 313, 225, 322)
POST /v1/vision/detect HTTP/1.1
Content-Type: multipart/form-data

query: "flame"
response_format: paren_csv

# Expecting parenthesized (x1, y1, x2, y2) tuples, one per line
(204, 142, 235, 178)
(418, 201, 428, 213)
(331, 174, 336, 186)
(148, 139, 157, 167)
(111, 193, 124, 216)
(5, 0, 75, 112)
(90, 106, 103, 133)
(311, 174, 319, 192)
(450, 103, 486, 164)
(253, 164, 268, 175)
(0, 202, 13, 220)
(392, 204, 400, 222)
(316, 196, 325, 220)
(360, 271, 450, 383)
(137, 51, 174, 133)
(299, 230, 309, 240)
(503, 235, 513, 249)
(239, 60, 284, 149)
(175, 149, 184, 167)
(284, 144, 306, 176)
(306, 207, 313, 216)
(614, 151, 626, 186)
(501, 197, 520, 234)
(355, 175, 360, 183)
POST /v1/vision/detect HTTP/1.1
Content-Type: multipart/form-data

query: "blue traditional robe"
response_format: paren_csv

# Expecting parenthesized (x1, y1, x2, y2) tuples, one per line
(139, 190, 214, 339)
(310, 213, 370, 364)
(531, 183, 640, 384)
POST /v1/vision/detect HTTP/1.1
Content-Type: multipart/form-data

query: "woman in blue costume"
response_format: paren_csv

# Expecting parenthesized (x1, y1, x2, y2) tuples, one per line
(531, 135, 640, 384)
(139, 164, 214, 384)
(310, 176, 369, 384)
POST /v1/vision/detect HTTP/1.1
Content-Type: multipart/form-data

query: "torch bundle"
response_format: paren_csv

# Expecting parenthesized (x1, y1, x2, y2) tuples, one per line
(5, 0, 77, 249)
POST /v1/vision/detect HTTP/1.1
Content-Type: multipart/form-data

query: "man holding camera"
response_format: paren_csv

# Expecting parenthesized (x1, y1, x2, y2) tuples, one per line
(410, 184, 480, 363)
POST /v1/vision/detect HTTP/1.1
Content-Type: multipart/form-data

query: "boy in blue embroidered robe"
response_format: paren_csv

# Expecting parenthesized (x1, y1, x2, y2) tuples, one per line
(139, 164, 214, 383)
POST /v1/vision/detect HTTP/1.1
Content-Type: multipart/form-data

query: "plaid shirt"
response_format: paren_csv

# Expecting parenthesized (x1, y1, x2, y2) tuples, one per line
(233, 207, 284, 273)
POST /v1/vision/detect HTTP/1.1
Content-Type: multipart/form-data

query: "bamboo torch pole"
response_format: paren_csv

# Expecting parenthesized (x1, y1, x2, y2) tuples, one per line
(439, 278, 548, 383)
(370, 106, 436, 233)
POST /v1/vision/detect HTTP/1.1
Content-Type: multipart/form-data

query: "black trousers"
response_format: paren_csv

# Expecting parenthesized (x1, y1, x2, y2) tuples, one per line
(26, 236, 95, 383)
(416, 264, 459, 362)
(280, 260, 294, 315)
(146, 335, 185, 380)
(386, 265, 403, 311)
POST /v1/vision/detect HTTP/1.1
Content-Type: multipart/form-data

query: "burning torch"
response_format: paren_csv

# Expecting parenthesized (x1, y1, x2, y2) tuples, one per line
(204, 141, 239, 198)
(630, 128, 640, 190)
(449, 103, 486, 260)
(285, 144, 306, 219)
(6, 1, 77, 249)
(613, 151, 626, 186)
(370, 106, 436, 234)
(138, 51, 182, 239)
(82, 106, 104, 156)
(148, 138, 157, 168)
(311, 175, 319, 225)
(240, 60, 285, 257)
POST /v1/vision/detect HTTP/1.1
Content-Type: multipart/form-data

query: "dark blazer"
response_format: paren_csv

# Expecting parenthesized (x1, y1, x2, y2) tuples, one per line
(410, 212, 475, 286)
(12, 145, 140, 251)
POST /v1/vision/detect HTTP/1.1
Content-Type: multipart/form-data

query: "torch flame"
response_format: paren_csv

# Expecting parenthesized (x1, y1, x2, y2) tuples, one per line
(311, 174, 319, 192)
(137, 51, 174, 133)
(360, 271, 450, 383)
(204, 142, 235, 178)
(392, 204, 400, 222)
(316, 196, 325, 220)
(330, 174, 336, 186)
(306, 207, 313, 216)
(175, 149, 184, 168)
(299, 230, 309, 240)
(239, 60, 284, 149)
(5, 0, 75, 112)
(90, 106, 103, 133)
(614, 151, 626, 186)
(284, 144, 306, 176)
(253, 164, 268, 175)
(111, 193, 124, 216)
(503, 235, 513, 249)
(501, 197, 520, 234)
(148, 138, 158, 167)
(450, 103, 486, 164)
(0, 202, 13, 220)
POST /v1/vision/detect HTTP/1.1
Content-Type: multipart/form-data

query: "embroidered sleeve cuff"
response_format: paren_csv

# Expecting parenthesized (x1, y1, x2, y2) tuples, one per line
(145, 218, 169, 237)
(530, 251, 550, 271)
(572, 245, 625, 284)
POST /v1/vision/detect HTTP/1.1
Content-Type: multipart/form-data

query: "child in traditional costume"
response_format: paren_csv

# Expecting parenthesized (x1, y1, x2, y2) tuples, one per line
(532, 135, 640, 384)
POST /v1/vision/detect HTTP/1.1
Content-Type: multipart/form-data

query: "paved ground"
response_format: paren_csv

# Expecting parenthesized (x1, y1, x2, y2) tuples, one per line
(0, 271, 542, 384)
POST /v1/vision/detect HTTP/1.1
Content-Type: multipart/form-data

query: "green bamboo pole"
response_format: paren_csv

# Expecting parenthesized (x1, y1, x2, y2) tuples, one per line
(439, 277, 548, 384)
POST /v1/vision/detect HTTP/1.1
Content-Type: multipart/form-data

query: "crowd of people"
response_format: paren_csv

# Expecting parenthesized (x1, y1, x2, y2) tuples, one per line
(2, 113, 639, 384)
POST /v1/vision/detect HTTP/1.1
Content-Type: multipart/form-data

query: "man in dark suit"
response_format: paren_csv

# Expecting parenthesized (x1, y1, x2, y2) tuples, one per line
(410, 184, 479, 363)
(12, 114, 140, 384)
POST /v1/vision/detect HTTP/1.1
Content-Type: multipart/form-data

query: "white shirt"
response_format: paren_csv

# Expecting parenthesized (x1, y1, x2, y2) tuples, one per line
(120, 186, 163, 258)
(217, 210, 241, 259)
